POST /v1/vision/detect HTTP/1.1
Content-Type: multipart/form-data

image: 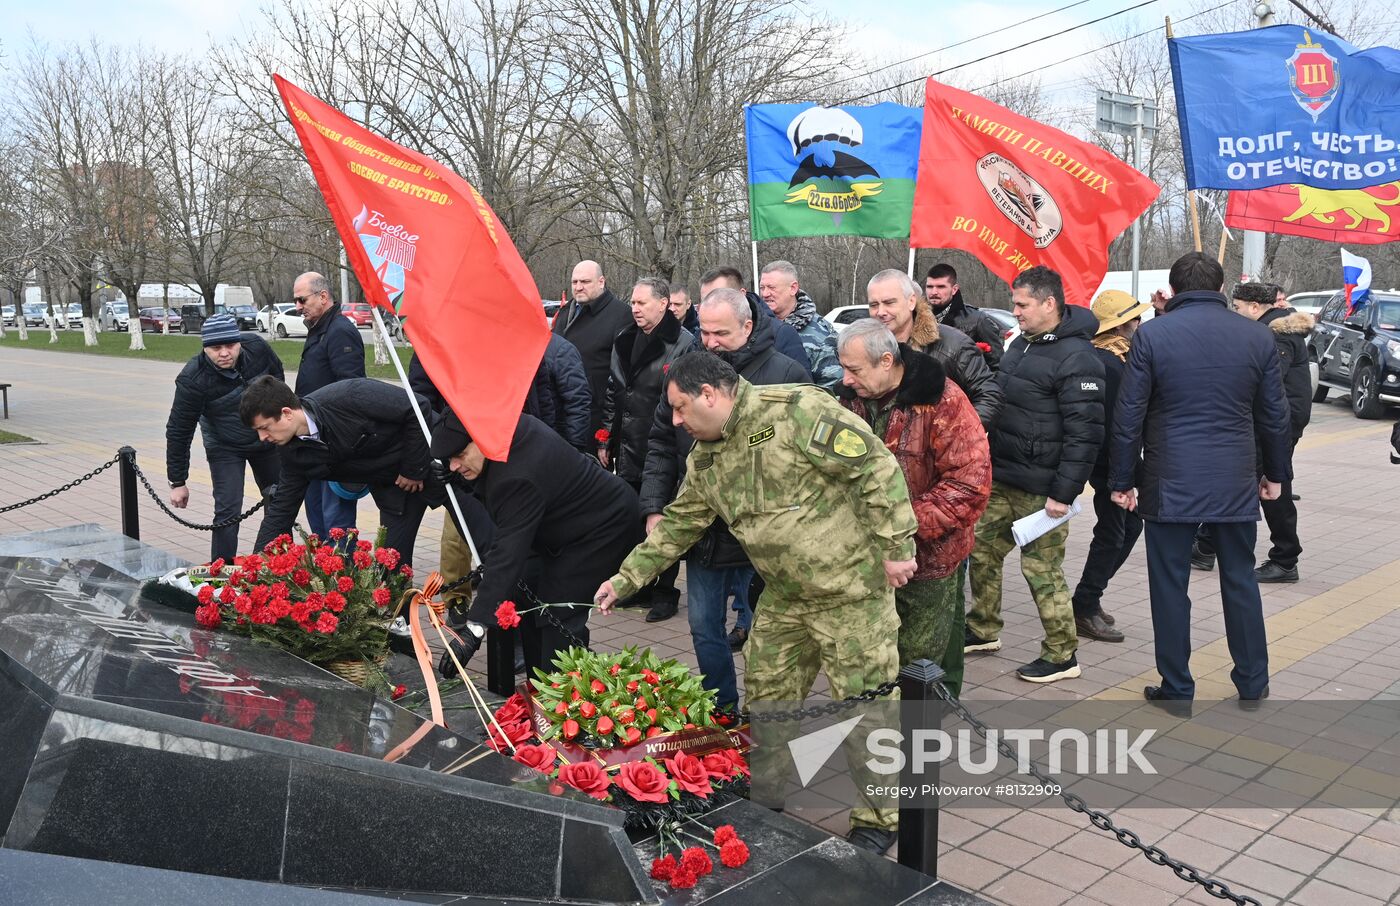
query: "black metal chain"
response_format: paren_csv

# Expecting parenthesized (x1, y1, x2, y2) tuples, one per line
(0, 455, 122, 514)
(129, 460, 266, 531)
(748, 680, 901, 722)
(932, 684, 1262, 905)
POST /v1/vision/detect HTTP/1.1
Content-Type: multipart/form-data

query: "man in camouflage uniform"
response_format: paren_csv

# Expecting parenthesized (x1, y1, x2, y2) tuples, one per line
(595, 350, 917, 854)
(757, 259, 843, 390)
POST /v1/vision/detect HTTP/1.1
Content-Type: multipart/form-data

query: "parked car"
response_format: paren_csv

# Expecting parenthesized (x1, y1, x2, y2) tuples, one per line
(257, 303, 291, 332)
(22, 303, 46, 326)
(1308, 289, 1400, 418)
(542, 299, 562, 320)
(1286, 290, 1334, 317)
(342, 302, 374, 328)
(2, 304, 13, 326)
(823, 304, 869, 332)
(271, 306, 308, 338)
(226, 303, 258, 330)
(99, 301, 130, 331)
(180, 302, 260, 333)
(45, 303, 84, 328)
(137, 307, 182, 332)
(982, 307, 1019, 349)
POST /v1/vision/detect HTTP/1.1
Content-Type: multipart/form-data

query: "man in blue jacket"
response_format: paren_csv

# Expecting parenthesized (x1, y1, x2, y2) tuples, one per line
(291, 272, 366, 537)
(1110, 253, 1292, 708)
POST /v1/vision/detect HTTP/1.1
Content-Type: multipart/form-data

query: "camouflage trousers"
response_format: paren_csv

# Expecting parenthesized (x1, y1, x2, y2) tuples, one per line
(896, 561, 966, 698)
(440, 517, 474, 607)
(968, 481, 1078, 663)
(746, 589, 901, 831)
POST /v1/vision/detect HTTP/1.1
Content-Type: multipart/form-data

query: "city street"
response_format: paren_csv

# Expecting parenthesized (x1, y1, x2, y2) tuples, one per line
(1, 344, 1397, 905)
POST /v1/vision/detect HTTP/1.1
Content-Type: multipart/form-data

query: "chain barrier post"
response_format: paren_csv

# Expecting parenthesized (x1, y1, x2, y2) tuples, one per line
(486, 627, 517, 696)
(897, 659, 944, 878)
(118, 446, 140, 541)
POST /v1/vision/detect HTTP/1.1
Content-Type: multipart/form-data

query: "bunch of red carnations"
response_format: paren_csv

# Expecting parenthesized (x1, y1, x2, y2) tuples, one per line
(648, 823, 751, 890)
(191, 527, 412, 666)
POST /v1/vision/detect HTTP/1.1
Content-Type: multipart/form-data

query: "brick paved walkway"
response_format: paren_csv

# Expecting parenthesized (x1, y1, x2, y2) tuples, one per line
(2, 344, 1397, 905)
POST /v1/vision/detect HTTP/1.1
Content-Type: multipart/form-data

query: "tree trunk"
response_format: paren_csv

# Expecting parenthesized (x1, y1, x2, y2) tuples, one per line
(371, 315, 390, 366)
(127, 307, 146, 350)
(43, 276, 58, 343)
(162, 283, 171, 335)
(83, 317, 99, 346)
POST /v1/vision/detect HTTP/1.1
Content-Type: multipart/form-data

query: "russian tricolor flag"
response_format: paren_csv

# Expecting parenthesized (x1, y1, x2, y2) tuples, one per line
(1342, 248, 1372, 314)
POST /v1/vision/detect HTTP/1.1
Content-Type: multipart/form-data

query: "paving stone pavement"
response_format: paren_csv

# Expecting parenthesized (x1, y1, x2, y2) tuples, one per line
(2, 344, 1397, 906)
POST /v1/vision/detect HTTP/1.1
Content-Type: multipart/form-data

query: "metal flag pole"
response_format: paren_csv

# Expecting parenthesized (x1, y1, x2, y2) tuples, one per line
(906, 247, 916, 280)
(370, 306, 481, 565)
(750, 241, 760, 286)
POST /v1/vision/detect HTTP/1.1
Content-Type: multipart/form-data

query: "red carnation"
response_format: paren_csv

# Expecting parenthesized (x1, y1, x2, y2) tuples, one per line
(218, 585, 236, 604)
(713, 825, 737, 846)
(337, 576, 354, 593)
(496, 601, 521, 630)
(196, 585, 215, 605)
(375, 547, 400, 569)
(513, 744, 557, 774)
(401, 565, 413, 579)
(209, 558, 226, 573)
(233, 594, 253, 615)
(650, 854, 677, 881)
(323, 592, 347, 613)
(614, 760, 669, 804)
(194, 603, 221, 628)
(314, 612, 339, 634)
(292, 569, 311, 586)
(357, 540, 373, 552)
(391, 684, 407, 700)
(290, 601, 312, 623)
(594, 428, 610, 444)
(372, 587, 391, 608)
(679, 846, 713, 877)
(719, 838, 750, 868)
(665, 749, 712, 798)
(353, 551, 373, 569)
(557, 761, 612, 800)
(328, 527, 346, 540)
(669, 866, 697, 889)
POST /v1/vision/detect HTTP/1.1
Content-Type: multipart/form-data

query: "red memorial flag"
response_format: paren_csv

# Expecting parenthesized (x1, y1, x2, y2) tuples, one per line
(911, 79, 1161, 307)
(274, 75, 548, 459)
(1226, 182, 1400, 245)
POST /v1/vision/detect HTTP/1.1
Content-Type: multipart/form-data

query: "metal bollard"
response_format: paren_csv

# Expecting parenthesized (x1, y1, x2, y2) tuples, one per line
(485, 626, 517, 696)
(897, 658, 945, 878)
(118, 446, 140, 541)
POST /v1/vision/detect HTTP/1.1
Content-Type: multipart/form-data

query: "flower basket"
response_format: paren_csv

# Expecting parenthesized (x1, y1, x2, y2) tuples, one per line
(191, 527, 412, 692)
(488, 646, 751, 830)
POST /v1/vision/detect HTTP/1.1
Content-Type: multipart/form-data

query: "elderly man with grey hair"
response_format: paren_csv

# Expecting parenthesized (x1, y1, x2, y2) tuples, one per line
(836, 318, 992, 696)
(866, 268, 1002, 430)
(757, 259, 843, 390)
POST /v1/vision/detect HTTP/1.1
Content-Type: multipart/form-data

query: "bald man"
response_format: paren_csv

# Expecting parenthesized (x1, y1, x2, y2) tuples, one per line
(552, 260, 634, 436)
(290, 270, 365, 537)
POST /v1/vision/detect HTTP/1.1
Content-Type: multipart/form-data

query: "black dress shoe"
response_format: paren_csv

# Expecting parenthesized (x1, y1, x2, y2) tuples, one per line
(1076, 613, 1124, 642)
(1101, 609, 1116, 626)
(1190, 545, 1215, 571)
(1143, 685, 1193, 717)
(1255, 561, 1298, 583)
(1239, 686, 1270, 711)
(1290, 493, 1300, 501)
(728, 626, 749, 651)
(846, 826, 897, 855)
(645, 598, 678, 623)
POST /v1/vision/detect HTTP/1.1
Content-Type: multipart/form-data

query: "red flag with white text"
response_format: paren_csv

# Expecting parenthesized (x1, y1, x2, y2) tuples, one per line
(911, 79, 1160, 306)
(274, 75, 547, 458)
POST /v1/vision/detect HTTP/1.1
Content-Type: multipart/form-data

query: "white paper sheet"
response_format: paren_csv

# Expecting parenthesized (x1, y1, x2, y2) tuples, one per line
(1011, 500, 1082, 547)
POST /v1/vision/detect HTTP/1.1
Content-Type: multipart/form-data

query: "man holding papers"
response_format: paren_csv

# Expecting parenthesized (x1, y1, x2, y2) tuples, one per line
(967, 267, 1105, 684)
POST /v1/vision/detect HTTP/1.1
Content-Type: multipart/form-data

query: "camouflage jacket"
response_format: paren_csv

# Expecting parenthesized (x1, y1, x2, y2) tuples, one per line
(611, 380, 917, 610)
(785, 293, 844, 391)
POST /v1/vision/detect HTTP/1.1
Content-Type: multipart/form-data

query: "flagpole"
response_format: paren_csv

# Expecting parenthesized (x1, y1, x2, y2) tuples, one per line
(750, 241, 759, 286)
(370, 307, 481, 566)
(1166, 17, 1204, 254)
(906, 248, 916, 280)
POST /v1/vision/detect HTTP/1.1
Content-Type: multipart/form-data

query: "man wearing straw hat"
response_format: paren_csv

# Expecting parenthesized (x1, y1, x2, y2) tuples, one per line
(1070, 290, 1151, 644)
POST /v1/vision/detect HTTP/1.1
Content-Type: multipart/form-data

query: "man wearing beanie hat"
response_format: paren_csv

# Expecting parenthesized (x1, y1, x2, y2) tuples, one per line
(1069, 290, 1150, 643)
(165, 313, 286, 560)
(429, 409, 641, 676)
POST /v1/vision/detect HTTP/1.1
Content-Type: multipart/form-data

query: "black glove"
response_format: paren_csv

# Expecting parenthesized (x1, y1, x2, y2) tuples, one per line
(429, 458, 455, 486)
(438, 623, 483, 678)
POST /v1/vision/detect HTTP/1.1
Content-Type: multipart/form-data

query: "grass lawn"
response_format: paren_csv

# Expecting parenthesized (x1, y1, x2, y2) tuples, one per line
(0, 428, 36, 444)
(0, 328, 412, 379)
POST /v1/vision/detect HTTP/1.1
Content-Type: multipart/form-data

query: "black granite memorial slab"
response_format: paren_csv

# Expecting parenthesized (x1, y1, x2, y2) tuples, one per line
(0, 529, 985, 905)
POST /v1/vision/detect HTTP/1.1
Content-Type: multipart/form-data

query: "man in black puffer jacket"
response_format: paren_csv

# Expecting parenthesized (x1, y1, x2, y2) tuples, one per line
(165, 314, 286, 561)
(243, 376, 440, 570)
(1109, 255, 1291, 707)
(967, 266, 1104, 685)
(637, 287, 808, 713)
(600, 278, 696, 621)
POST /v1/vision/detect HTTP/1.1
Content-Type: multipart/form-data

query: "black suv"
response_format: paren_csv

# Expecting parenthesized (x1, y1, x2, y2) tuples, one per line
(1308, 288, 1400, 418)
(179, 303, 259, 333)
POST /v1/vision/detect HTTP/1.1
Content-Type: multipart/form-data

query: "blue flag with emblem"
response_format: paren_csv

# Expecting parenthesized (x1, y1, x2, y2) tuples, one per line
(746, 103, 922, 240)
(1169, 25, 1400, 191)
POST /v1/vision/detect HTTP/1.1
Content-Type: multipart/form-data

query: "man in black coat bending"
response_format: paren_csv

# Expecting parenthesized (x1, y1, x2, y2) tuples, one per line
(431, 410, 641, 676)
(1110, 254, 1292, 708)
(242, 376, 437, 569)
